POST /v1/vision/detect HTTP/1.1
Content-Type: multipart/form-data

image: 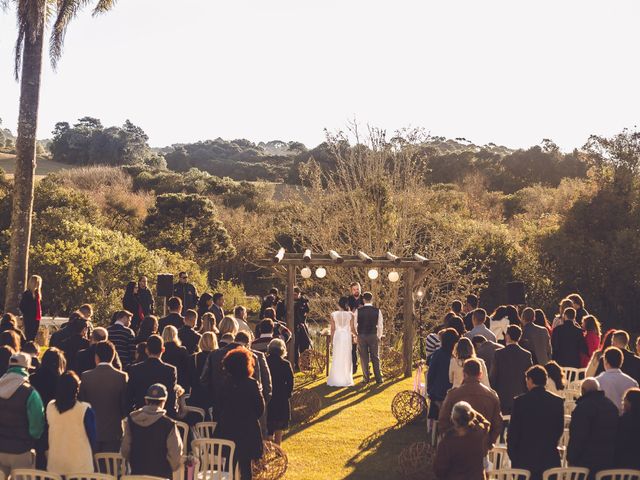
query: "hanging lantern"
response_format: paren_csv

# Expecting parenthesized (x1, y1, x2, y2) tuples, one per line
(388, 271, 400, 282)
(301, 267, 312, 279)
(315, 267, 327, 279)
(368, 268, 379, 280)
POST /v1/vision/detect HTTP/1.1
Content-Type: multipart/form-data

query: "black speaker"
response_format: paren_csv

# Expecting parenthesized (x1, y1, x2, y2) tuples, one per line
(157, 273, 174, 297)
(507, 281, 526, 305)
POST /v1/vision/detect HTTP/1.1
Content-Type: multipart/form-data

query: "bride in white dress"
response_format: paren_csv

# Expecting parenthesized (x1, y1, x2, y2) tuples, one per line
(327, 297, 355, 387)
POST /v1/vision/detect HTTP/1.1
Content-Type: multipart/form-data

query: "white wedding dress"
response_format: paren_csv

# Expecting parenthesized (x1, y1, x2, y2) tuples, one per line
(327, 310, 354, 387)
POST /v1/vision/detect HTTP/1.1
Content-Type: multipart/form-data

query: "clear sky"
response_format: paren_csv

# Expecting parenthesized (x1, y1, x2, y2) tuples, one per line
(1, 0, 639, 150)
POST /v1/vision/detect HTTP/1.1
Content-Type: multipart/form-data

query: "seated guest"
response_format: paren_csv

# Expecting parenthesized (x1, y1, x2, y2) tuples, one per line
(266, 339, 294, 445)
(61, 319, 90, 369)
(74, 327, 122, 373)
(135, 315, 158, 345)
(472, 335, 503, 374)
(252, 319, 275, 353)
(128, 335, 178, 418)
(490, 325, 533, 414)
(107, 310, 136, 367)
(162, 326, 191, 390)
(188, 332, 218, 415)
(0, 313, 26, 348)
(567, 377, 618, 476)
(464, 308, 496, 343)
(178, 309, 202, 355)
(30, 348, 65, 468)
(47, 371, 96, 474)
(121, 383, 183, 479)
(159, 297, 184, 332)
(449, 338, 489, 388)
(214, 348, 265, 480)
(508, 365, 563, 480)
(615, 387, 640, 469)
(0, 353, 45, 476)
(544, 361, 566, 395)
(79, 341, 129, 453)
(439, 358, 503, 446)
(595, 346, 639, 413)
(433, 401, 490, 480)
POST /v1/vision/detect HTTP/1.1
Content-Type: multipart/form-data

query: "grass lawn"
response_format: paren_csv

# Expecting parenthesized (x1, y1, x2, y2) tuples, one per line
(282, 370, 426, 479)
(0, 152, 69, 178)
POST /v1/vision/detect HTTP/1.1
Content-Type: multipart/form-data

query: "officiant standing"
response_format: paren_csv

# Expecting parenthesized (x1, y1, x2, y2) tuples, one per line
(353, 291, 384, 385)
(293, 287, 311, 371)
(347, 282, 364, 375)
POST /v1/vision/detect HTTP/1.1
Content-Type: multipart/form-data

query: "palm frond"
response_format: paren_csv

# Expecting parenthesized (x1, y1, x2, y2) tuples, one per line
(92, 0, 116, 15)
(49, 0, 82, 69)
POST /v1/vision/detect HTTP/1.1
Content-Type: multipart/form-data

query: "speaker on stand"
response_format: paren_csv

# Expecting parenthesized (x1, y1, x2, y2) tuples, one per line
(157, 273, 174, 316)
(507, 281, 526, 306)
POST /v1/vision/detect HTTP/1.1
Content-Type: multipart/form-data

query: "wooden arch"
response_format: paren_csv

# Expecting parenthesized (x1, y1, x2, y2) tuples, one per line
(257, 248, 437, 377)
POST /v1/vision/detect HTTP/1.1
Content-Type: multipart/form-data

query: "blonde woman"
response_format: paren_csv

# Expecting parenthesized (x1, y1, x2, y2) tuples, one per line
(199, 312, 219, 335)
(161, 326, 190, 388)
(19, 274, 42, 342)
(552, 298, 573, 329)
(218, 316, 239, 346)
(188, 332, 218, 416)
(449, 338, 490, 388)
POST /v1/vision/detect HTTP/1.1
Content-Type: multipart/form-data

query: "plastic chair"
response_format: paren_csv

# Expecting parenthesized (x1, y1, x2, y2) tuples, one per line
(562, 368, 586, 389)
(182, 406, 206, 423)
(175, 421, 190, 451)
(542, 467, 590, 480)
(564, 400, 576, 416)
(563, 389, 581, 402)
(564, 415, 572, 429)
(95, 452, 129, 477)
(595, 470, 640, 480)
(10, 470, 63, 480)
(192, 438, 236, 480)
(193, 421, 218, 439)
(488, 446, 510, 470)
(66, 474, 116, 480)
(488, 469, 531, 480)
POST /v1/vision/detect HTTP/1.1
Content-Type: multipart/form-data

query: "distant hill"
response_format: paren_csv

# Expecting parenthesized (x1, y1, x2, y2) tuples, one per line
(0, 153, 70, 178)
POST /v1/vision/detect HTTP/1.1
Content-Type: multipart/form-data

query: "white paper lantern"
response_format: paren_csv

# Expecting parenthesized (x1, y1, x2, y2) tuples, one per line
(301, 267, 312, 279)
(388, 271, 400, 282)
(367, 268, 379, 280)
(315, 267, 327, 279)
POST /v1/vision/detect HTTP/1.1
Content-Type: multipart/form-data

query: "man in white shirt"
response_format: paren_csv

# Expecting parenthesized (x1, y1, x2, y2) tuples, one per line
(464, 308, 497, 343)
(233, 305, 252, 334)
(596, 346, 639, 413)
(353, 292, 383, 384)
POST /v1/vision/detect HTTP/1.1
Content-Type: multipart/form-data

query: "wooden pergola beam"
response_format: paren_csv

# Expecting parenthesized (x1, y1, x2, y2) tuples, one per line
(257, 258, 437, 269)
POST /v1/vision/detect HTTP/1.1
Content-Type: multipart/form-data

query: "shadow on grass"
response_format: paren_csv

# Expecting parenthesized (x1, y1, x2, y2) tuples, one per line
(284, 375, 406, 441)
(343, 421, 426, 480)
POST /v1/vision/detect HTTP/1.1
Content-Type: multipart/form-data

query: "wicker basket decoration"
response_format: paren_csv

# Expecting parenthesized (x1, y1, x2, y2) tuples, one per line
(391, 390, 427, 424)
(252, 440, 288, 480)
(290, 388, 322, 424)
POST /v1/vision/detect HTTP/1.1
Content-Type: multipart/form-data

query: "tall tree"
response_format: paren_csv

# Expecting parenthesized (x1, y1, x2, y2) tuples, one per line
(1, 0, 116, 312)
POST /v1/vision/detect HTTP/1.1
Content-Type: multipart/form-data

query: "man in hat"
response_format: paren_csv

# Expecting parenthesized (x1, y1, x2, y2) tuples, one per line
(0, 353, 45, 475)
(121, 383, 183, 479)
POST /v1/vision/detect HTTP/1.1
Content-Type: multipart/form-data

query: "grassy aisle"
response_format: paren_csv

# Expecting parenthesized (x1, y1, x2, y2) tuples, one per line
(282, 372, 425, 479)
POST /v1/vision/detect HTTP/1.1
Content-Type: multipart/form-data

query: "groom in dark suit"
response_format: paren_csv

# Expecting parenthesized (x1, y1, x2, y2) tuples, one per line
(347, 282, 365, 374)
(353, 291, 383, 384)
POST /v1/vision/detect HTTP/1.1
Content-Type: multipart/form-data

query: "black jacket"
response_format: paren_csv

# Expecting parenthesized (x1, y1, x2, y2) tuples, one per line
(74, 344, 123, 374)
(138, 287, 154, 316)
(61, 334, 90, 370)
(162, 342, 191, 390)
(507, 386, 564, 477)
(158, 313, 184, 334)
(294, 297, 309, 327)
(615, 410, 640, 469)
(173, 283, 198, 311)
(266, 354, 294, 424)
(551, 321, 587, 368)
(490, 343, 532, 414)
(187, 351, 211, 412)
(18, 290, 38, 322)
(214, 376, 264, 461)
(127, 357, 178, 418)
(178, 326, 201, 355)
(567, 390, 618, 473)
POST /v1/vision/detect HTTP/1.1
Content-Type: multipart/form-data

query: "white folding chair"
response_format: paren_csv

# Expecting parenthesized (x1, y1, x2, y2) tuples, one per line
(192, 438, 236, 480)
(563, 388, 581, 402)
(564, 415, 572, 430)
(562, 368, 586, 390)
(10, 470, 63, 480)
(488, 446, 511, 470)
(182, 406, 206, 423)
(66, 474, 116, 480)
(595, 470, 640, 480)
(175, 421, 190, 451)
(94, 452, 129, 477)
(488, 469, 531, 480)
(564, 400, 576, 416)
(542, 467, 590, 480)
(193, 421, 218, 439)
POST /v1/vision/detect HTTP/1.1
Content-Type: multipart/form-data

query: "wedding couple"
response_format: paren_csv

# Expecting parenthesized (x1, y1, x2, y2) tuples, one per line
(327, 288, 384, 387)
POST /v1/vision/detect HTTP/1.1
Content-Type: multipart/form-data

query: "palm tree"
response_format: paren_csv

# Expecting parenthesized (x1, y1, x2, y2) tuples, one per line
(1, 0, 116, 313)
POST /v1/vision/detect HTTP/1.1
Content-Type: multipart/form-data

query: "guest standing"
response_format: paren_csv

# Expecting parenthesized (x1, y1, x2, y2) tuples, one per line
(197, 293, 214, 324)
(0, 314, 26, 348)
(544, 361, 566, 395)
(433, 401, 490, 480)
(178, 309, 202, 355)
(427, 328, 459, 419)
(137, 275, 155, 316)
(159, 297, 184, 332)
(107, 310, 137, 367)
(581, 315, 601, 368)
(595, 346, 638, 413)
(161, 326, 191, 390)
(266, 339, 294, 445)
(173, 272, 198, 313)
(46, 371, 96, 474)
(19, 274, 42, 342)
(449, 337, 489, 388)
(214, 348, 264, 480)
(551, 307, 587, 368)
(615, 387, 640, 469)
(507, 365, 564, 480)
(123, 281, 145, 332)
(187, 332, 218, 415)
(211, 293, 225, 324)
(520, 307, 552, 365)
(135, 315, 158, 345)
(568, 293, 589, 325)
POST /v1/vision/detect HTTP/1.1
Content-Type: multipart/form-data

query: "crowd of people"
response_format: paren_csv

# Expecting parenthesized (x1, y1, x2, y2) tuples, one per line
(0, 273, 302, 480)
(428, 294, 640, 480)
